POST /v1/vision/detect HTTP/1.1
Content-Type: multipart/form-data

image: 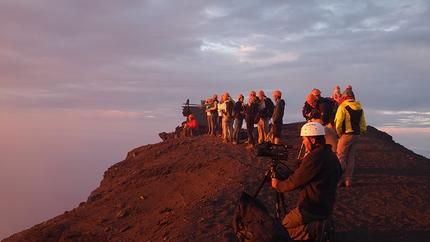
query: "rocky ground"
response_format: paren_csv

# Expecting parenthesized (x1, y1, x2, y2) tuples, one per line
(3, 122, 429, 242)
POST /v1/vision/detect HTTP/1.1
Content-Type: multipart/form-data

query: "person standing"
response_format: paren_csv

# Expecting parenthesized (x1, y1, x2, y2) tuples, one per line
(221, 92, 234, 143)
(314, 119, 338, 153)
(245, 91, 259, 149)
(271, 122, 341, 241)
(217, 95, 224, 137)
(208, 94, 219, 136)
(256, 90, 274, 144)
(271, 90, 285, 145)
(331, 86, 342, 105)
(302, 94, 318, 121)
(232, 94, 245, 145)
(334, 89, 366, 187)
(200, 98, 213, 135)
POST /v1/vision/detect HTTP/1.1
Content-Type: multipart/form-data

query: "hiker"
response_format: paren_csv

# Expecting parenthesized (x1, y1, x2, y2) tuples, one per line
(314, 119, 338, 153)
(256, 90, 275, 144)
(208, 94, 219, 136)
(200, 98, 213, 135)
(331, 86, 342, 104)
(302, 93, 318, 121)
(271, 122, 342, 241)
(335, 89, 366, 187)
(271, 90, 285, 145)
(244, 91, 259, 149)
(232, 94, 245, 145)
(220, 92, 234, 143)
(184, 114, 199, 136)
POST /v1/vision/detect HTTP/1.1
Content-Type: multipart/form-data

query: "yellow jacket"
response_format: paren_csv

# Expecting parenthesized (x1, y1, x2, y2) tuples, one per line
(335, 99, 366, 137)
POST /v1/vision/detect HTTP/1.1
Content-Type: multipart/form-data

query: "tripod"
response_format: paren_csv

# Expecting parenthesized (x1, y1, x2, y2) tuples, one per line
(253, 158, 294, 220)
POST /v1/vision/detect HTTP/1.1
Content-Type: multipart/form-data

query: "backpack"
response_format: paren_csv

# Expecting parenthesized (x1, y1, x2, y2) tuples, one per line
(264, 98, 275, 118)
(254, 111, 261, 124)
(318, 97, 337, 125)
(233, 192, 292, 242)
(225, 101, 234, 118)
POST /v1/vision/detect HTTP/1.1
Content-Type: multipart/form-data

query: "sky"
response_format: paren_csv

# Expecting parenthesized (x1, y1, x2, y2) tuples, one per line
(1, 0, 429, 239)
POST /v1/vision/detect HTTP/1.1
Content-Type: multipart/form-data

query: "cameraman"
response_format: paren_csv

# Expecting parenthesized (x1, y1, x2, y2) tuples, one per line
(271, 122, 341, 241)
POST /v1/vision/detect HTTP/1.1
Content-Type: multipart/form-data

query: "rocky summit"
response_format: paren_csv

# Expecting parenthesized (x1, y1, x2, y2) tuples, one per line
(3, 122, 429, 242)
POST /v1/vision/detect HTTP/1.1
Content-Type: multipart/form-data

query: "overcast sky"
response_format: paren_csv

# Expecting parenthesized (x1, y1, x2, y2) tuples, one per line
(1, 0, 429, 239)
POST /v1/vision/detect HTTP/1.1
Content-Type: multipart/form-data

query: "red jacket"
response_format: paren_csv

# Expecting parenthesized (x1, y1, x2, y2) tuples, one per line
(187, 119, 198, 130)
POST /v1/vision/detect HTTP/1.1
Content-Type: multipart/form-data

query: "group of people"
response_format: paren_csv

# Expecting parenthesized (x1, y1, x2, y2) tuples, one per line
(300, 85, 367, 187)
(183, 85, 367, 241)
(196, 90, 285, 149)
(271, 84, 366, 241)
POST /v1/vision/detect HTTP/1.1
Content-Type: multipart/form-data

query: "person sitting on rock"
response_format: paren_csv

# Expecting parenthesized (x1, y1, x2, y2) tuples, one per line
(184, 114, 199, 137)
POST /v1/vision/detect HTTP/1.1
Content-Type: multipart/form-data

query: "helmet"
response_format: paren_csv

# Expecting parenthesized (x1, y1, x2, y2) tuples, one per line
(300, 122, 325, 136)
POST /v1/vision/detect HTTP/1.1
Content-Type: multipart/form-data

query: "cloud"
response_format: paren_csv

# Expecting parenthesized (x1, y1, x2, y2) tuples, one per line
(2, 0, 430, 239)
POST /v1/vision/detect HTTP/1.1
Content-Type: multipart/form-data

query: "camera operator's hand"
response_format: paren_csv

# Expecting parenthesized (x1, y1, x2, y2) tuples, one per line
(271, 178, 279, 189)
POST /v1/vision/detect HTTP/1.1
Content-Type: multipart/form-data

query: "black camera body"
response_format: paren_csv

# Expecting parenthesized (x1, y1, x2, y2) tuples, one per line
(257, 142, 292, 161)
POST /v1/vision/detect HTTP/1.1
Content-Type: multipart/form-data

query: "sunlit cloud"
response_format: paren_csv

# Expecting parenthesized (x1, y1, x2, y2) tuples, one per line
(200, 39, 299, 64)
(201, 6, 230, 19)
(377, 110, 430, 127)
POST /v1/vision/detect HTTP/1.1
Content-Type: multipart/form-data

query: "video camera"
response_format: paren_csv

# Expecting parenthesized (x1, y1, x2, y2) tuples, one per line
(257, 142, 293, 161)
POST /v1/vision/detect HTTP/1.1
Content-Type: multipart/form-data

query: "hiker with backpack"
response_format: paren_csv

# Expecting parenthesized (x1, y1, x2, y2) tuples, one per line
(335, 89, 366, 187)
(271, 122, 342, 241)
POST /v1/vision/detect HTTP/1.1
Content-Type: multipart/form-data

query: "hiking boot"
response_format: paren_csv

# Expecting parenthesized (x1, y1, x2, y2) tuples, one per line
(222, 139, 228, 143)
(246, 144, 255, 149)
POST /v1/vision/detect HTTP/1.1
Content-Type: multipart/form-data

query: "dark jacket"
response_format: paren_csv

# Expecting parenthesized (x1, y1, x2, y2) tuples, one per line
(233, 101, 245, 120)
(275, 144, 341, 216)
(245, 101, 259, 122)
(272, 99, 285, 125)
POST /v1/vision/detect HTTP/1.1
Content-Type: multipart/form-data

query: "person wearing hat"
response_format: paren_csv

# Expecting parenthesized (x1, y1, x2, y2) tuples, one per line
(334, 89, 366, 187)
(271, 122, 341, 241)
(339, 85, 355, 105)
(232, 94, 245, 145)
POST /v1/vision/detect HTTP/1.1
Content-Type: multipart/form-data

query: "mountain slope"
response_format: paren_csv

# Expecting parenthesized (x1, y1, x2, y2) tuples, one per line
(3, 122, 429, 242)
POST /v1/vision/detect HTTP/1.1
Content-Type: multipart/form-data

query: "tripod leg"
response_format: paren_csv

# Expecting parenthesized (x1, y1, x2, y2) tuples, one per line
(275, 191, 281, 220)
(279, 192, 288, 216)
(253, 169, 272, 197)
